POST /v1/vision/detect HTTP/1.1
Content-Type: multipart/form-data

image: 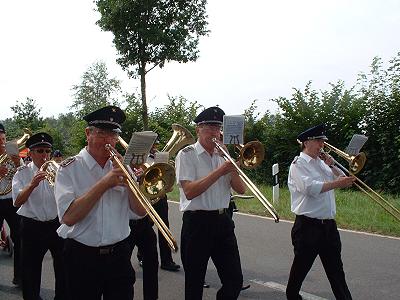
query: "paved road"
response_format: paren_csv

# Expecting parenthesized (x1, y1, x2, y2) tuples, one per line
(1, 202, 399, 299)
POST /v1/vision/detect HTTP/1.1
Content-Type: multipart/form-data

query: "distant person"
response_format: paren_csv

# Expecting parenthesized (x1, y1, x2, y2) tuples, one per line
(12, 132, 66, 299)
(52, 150, 63, 163)
(286, 124, 355, 300)
(0, 123, 22, 287)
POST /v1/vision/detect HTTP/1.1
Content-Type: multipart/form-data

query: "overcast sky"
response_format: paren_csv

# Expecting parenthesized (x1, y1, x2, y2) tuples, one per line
(1, 0, 400, 121)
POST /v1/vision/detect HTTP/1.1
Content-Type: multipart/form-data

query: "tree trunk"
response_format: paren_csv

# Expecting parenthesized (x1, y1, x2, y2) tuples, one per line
(139, 62, 148, 130)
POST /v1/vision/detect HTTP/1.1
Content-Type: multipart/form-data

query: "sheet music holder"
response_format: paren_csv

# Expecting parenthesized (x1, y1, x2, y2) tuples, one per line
(223, 115, 245, 145)
(123, 131, 158, 166)
(345, 134, 368, 156)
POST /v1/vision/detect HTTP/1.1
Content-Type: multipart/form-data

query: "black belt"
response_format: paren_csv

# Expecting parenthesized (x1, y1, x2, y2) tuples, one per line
(297, 214, 335, 225)
(21, 215, 59, 224)
(184, 208, 228, 216)
(66, 237, 129, 255)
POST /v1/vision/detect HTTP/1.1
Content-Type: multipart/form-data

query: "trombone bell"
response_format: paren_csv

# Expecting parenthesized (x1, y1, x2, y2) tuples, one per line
(238, 141, 265, 170)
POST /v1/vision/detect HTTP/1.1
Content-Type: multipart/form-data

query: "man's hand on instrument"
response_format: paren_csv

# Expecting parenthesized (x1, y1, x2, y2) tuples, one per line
(31, 171, 47, 188)
(104, 167, 128, 189)
(320, 152, 334, 167)
(335, 176, 356, 188)
(219, 160, 238, 175)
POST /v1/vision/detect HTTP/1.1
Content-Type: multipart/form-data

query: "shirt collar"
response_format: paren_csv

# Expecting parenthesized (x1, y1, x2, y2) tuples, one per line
(82, 147, 111, 170)
(194, 140, 207, 155)
(300, 151, 315, 163)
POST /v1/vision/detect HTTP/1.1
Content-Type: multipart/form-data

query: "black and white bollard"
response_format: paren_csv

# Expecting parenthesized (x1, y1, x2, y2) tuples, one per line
(272, 163, 279, 204)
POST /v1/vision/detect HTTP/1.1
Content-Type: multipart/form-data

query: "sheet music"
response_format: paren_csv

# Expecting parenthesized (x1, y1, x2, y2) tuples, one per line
(123, 131, 158, 166)
(223, 115, 245, 145)
(345, 134, 368, 155)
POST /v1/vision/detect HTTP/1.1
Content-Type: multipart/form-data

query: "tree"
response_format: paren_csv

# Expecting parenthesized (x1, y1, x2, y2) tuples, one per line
(10, 97, 45, 133)
(95, 0, 209, 129)
(71, 61, 122, 118)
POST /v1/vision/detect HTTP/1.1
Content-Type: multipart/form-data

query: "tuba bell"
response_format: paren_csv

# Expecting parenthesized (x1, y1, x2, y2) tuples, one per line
(0, 128, 32, 195)
(161, 124, 195, 158)
(39, 160, 60, 187)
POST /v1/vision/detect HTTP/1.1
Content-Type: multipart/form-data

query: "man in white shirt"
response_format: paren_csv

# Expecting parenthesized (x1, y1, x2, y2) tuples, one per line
(0, 123, 22, 287)
(55, 105, 146, 300)
(286, 124, 355, 300)
(12, 132, 66, 300)
(175, 106, 246, 300)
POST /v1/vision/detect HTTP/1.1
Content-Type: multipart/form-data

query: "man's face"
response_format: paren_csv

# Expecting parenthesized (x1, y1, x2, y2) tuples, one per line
(196, 123, 222, 148)
(0, 133, 6, 154)
(30, 147, 52, 167)
(86, 127, 119, 159)
(304, 139, 325, 158)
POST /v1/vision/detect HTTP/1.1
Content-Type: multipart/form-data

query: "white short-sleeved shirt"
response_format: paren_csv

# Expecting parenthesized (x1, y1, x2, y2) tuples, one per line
(12, 162, 58, 221)
(55, 147, 140, 247)
(175, 141, 232, 211)
(288, 152, 336, 219)
(1, 158, 24, 200)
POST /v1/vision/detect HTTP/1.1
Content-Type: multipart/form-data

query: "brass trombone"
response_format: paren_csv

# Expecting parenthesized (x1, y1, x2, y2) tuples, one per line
(323, 142, 366, 174)
(106, 144, 179, 252)
(0, 128, 32, 195)
(236, 141, 265, 170)
(321, 149, 400, 222)
(118, 136, 175, 204)
(212, 138, 279, 222)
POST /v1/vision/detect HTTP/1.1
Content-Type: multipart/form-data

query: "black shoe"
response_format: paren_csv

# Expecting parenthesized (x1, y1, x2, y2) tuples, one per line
(241, 284, 250, 291)
(160, 261, 180, 272)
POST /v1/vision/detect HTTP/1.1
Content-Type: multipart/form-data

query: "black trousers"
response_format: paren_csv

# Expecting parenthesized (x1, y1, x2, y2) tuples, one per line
(128, 217, 159, 300)
(0, 198, 21, 282)
(20, 216, 66, 300)
(286, 215, 352, 300)
(64, 237, 134, 300)
(181, 210, 243, 300)
(153, 195, 174, 265)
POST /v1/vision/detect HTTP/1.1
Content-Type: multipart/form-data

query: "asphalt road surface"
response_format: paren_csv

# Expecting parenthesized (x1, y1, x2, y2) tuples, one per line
(1, 201, 399, 299)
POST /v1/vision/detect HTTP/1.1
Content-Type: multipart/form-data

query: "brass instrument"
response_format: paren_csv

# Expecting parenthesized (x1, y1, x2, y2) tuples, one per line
(324, 142, 366, 174)
(0, 128, 32, 195)
(236, 141, 265, 170)
(212, 138, 279, 222)
(117, 124, 194, 204)
(106, 144, 179, 252)
(321, 148, 400, 222)
(39, 160, 60, 186)
(161, 124, 195, 157)
(118, 136, 175, 204)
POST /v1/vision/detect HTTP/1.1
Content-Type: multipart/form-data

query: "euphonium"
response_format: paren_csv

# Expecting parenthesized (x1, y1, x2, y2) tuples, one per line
(0, 128, 32, 195)
(39, 160, 60, 186)
(106, 144, 179, 252)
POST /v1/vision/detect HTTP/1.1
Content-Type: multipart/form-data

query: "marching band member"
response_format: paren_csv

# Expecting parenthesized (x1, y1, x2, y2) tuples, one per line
(12, 132, 66, 300)
(175, 106, 246, 300)
(55, 106, 146, 300)
(286, 124, 355, 300)
(0, 123, 22, 287)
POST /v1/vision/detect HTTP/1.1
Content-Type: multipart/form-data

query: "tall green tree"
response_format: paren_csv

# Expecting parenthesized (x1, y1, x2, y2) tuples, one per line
(95, 0, 209, 130)
(71, 61, 122, 118)
(10, 97, 45, 133)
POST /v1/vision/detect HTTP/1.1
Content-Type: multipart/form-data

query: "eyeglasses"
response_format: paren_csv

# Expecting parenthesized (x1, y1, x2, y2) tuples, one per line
(33, 149, 52, 154)
(92, 129, 119, 139)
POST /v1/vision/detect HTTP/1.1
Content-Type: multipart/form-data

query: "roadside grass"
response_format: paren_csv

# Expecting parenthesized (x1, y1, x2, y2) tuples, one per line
(168, 185, 400, 237)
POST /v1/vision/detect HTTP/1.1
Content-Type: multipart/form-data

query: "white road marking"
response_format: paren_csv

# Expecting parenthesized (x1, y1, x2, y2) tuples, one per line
(250, 279, 329, 300)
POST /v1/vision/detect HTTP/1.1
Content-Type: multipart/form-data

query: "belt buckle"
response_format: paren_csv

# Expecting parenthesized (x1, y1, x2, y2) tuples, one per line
(218, 208, 224, 215)
(99, 247, 113, 255)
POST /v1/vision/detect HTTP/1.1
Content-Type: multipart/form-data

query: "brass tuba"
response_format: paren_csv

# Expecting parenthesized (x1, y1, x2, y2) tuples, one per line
(0, 128, 32, 195)
(39, 160, 60, 187)
(106, 144, 179, 252)
(161, 124, 195, 158)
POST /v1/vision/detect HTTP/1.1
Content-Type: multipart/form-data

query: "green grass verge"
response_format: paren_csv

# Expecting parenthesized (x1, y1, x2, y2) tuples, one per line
(168, 185, 400, 237)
